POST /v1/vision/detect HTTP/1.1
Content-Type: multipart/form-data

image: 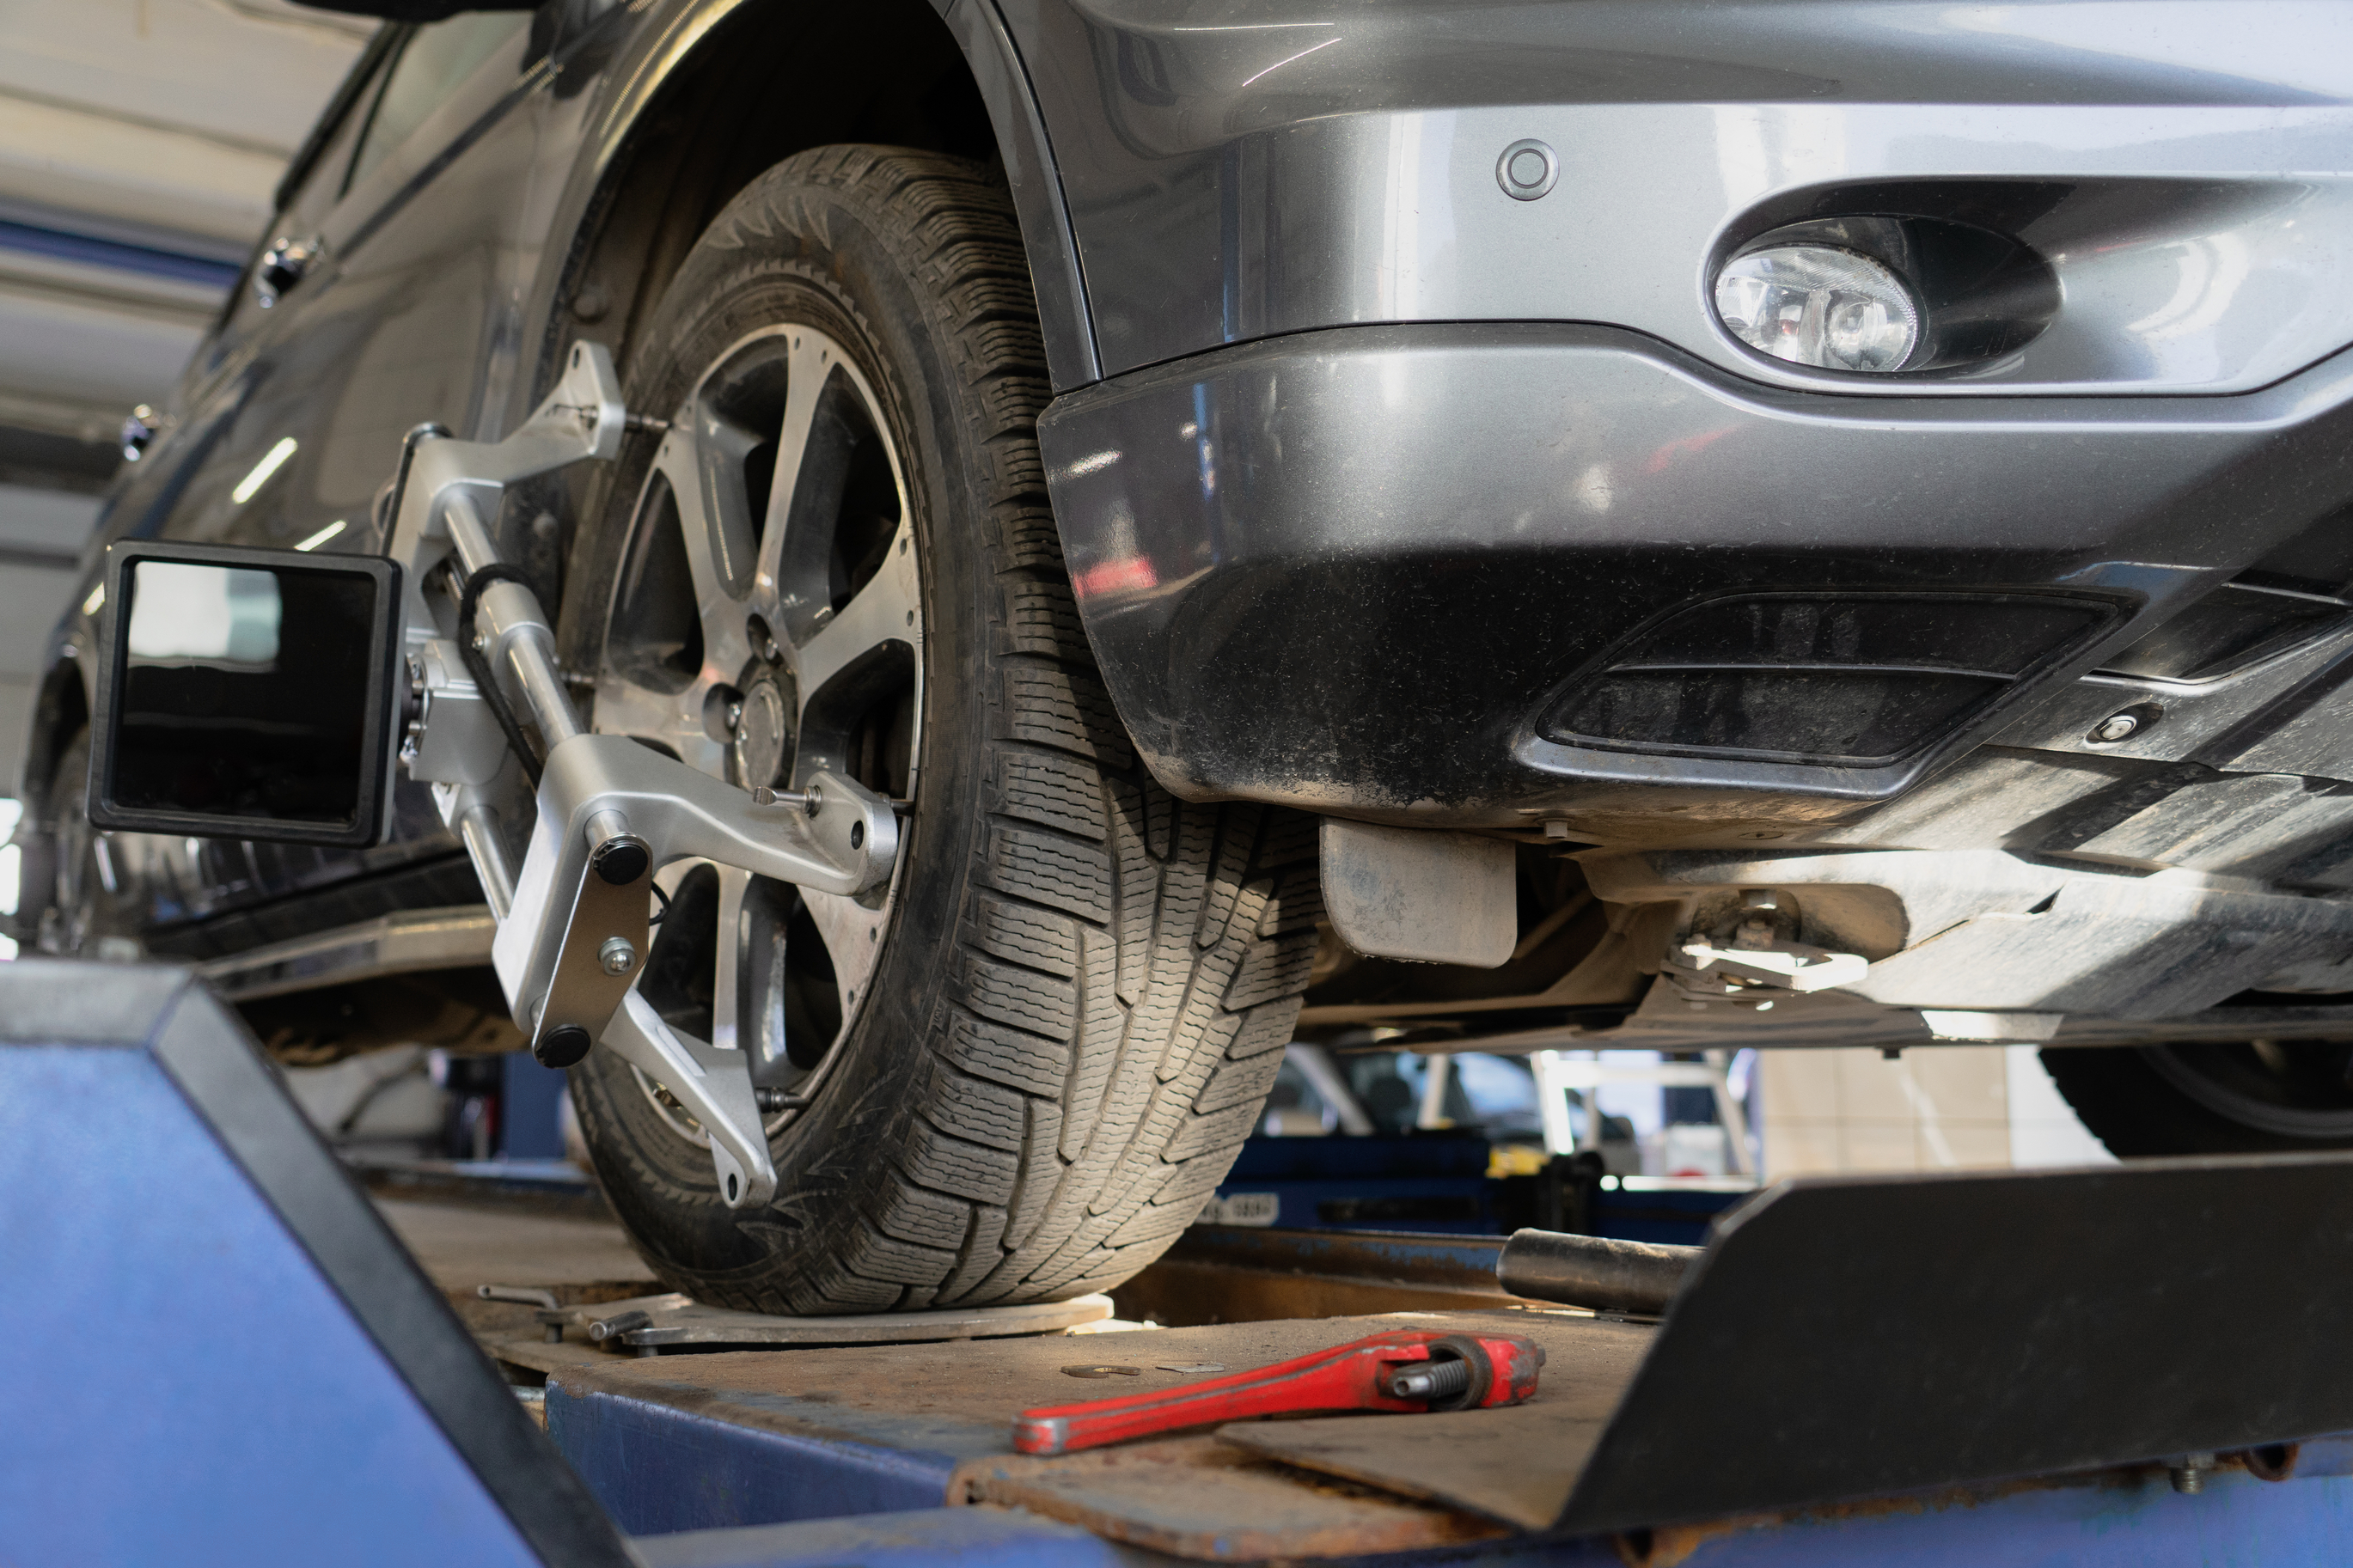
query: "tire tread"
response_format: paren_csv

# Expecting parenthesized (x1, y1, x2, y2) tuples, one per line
(575, 143, 1308, 1314)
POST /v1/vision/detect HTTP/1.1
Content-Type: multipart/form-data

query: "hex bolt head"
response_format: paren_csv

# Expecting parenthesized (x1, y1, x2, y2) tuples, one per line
(598, 937, 638, 977)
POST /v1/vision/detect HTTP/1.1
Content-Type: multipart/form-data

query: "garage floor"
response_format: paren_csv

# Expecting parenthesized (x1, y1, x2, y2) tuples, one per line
(376, 1197, 657, 1303)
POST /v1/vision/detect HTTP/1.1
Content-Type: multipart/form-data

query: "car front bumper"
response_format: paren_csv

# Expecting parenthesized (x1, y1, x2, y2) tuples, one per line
(1037, 321, 2353, 837)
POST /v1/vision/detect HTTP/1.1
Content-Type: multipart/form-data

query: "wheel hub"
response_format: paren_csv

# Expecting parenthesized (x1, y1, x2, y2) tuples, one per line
(731, 674, 793, 790)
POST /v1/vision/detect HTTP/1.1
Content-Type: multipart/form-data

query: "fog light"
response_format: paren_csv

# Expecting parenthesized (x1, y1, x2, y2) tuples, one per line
(1714, 245, 1920, 372)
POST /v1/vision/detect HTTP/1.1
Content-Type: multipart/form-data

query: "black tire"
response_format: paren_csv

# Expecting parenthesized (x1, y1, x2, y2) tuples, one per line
(2041, 1041, 2353, 1156)
(564, 146, 1317, 1313)
(34, 729, 140, 958)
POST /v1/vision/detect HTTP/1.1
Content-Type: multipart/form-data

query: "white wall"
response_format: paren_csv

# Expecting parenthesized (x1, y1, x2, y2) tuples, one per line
(1757, 1043, 2116, 1176)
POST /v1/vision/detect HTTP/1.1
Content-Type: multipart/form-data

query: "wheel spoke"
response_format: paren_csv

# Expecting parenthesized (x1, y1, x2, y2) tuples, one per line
(788, 518, 920, 710)
(751, 333, 846, 625)
(655, 430, 755, 684)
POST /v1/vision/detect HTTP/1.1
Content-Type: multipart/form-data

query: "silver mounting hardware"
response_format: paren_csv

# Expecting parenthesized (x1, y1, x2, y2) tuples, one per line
(602, 991, 775, 1207)
(384, 340, 901, 1210)
(405, 638, 506, 787)
(1665, 937, 1867, 1001)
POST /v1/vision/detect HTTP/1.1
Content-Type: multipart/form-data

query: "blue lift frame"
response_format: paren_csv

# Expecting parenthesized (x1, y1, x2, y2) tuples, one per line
(7, 956, 2353, 1566)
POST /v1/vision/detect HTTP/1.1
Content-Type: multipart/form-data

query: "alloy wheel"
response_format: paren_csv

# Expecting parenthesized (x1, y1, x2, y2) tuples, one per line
(593, 323, 922, 1143)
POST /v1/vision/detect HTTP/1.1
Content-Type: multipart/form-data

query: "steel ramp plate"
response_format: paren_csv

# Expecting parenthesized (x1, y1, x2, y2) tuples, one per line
(554, 1290, 1112, 1349)
(1228, 1154, 2353, 1535)
(1213, 1319, 1654, 1530)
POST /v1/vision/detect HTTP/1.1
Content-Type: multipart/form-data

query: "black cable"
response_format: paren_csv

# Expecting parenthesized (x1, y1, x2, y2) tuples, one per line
(647, 879, 669, 927)
(455, 563, 547, 789)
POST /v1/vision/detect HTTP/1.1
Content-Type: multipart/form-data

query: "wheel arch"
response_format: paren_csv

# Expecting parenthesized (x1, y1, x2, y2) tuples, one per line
(518, 0, 1093, 426)
(8, 644, 92, 940)
(19, 643, 91, 819)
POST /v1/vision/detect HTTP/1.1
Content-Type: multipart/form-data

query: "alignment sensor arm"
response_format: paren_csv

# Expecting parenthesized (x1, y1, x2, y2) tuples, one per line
(386, 341, 901, 1208)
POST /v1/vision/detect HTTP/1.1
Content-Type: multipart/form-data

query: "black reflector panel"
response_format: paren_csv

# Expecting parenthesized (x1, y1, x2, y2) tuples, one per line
(1538, 592, 2115, 767)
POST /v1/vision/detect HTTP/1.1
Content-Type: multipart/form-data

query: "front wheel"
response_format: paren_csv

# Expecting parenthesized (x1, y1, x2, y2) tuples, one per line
(2042, 1040, 2353, 1156)
(563, 147, 1317, 1314)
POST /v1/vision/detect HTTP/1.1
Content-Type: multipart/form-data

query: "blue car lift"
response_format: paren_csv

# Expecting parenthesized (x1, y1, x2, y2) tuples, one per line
(8, 956, 2353, 1566)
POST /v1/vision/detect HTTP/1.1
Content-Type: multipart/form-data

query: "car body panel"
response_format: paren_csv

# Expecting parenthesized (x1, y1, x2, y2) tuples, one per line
(1038, 317, 2353, 824)
(24, 0, 2353, 1045)
(1004, 0, 2353, 394)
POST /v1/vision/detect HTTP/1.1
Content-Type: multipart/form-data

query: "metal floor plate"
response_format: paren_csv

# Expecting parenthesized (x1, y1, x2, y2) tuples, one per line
(570, 1292, 1115, 1349)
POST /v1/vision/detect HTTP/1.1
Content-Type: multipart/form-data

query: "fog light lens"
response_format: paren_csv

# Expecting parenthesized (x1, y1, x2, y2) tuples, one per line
(1714, 245, 1920, 372)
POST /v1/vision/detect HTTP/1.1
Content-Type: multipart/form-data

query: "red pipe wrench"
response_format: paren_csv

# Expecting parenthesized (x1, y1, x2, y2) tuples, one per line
(1012, 1328, 1544, 1456)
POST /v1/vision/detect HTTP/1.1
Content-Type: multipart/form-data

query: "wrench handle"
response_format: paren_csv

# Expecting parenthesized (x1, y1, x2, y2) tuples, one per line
(1012, 1329, 1542, 1455)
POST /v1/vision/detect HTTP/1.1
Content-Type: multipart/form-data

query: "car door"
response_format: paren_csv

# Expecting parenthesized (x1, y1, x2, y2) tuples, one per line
(91, 10, 560, 937)
(162, 10, 548, 563)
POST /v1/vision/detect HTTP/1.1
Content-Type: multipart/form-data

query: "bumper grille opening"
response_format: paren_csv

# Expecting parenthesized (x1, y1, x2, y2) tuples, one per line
(1537, 592, 2116, 767)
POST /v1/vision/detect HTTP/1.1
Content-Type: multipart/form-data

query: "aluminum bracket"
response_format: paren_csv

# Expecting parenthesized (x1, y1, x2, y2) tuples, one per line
(386, 340, 902, 1211)
(601, 991, 777, 1208)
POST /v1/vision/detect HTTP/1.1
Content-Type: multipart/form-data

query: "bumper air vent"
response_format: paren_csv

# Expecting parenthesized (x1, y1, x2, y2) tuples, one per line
(1537, 592, 2117, 767)
(2097, 580, 2349, 685)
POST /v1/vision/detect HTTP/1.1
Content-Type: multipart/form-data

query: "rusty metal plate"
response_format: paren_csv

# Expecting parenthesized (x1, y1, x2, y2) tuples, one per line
(541, 1309, 1621, 1544)
(1113, 1226, 1547, 1327)
(1214, 1315, 1654, 1531)
(543, 1314, 1527, 1457)
(947, 1436, 1510, 1560)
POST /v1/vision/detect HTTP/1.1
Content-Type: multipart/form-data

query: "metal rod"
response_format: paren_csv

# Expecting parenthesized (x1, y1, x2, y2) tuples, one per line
(442, 491, 584, 748)
(1497, 1227, 1700, 1315)
(1533, 1050, 1579, 1156)
(440, 486, 501, 577)
(499, 616, 584, 748)
(458, 804, 516, 921)
(1415, 1051, 1452, 1131)
(1706, 1048, 1753, 1176)
(1286, 1044, 1377, 1136)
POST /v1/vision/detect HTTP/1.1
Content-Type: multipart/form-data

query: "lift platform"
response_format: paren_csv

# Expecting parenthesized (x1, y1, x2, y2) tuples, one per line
(9, 957, 2353, 1567)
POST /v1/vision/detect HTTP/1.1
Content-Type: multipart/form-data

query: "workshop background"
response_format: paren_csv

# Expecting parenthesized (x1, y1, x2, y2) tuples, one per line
(0, 0, 2114, 1183)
